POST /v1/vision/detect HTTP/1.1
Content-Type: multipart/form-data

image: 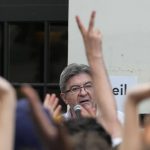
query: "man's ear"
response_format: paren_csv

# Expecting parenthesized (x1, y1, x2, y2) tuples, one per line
(60, 93, 68, 105)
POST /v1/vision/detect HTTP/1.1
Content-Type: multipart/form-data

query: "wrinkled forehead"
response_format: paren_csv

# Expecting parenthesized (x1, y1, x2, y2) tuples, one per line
(66, 73, 92, 88)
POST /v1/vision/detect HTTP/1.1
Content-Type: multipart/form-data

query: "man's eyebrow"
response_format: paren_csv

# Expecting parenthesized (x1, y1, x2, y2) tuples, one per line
(69, 81, 92, 88)
(69, 84, 80, 89)
(84, 81, 92, 84)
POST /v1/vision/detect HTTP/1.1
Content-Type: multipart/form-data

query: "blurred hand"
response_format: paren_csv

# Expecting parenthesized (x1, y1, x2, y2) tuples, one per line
(126, 83, 150, 104)
(0, 76, 16, 109)
(81, 105, 96, 118)
(21, 85, 71, 150)
(76, 11, 103, 59)
(43, 93, 62, 121)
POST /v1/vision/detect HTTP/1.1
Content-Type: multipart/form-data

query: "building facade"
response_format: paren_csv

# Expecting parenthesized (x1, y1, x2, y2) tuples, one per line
(0, 0, 68, 110)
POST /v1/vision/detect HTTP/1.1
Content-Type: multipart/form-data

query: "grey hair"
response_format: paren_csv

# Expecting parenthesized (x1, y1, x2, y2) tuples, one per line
(59, 63, 91, 92)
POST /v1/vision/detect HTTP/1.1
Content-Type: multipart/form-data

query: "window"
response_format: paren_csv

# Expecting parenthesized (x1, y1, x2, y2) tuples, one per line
(0, 0, 68, 111)
(9, 22, 44, 82)
(0, 23, 3, 75)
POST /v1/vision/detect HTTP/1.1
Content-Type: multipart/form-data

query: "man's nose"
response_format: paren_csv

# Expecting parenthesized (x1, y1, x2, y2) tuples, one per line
(79, 87, 87, 96)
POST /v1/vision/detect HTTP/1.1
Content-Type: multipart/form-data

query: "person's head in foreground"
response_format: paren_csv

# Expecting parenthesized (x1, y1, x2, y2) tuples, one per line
(64, 117, 112, 150)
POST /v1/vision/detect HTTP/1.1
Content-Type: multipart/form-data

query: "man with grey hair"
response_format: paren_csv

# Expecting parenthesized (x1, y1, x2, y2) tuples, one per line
(59, 63, 91, 93)
(60, 63, 97, 119)
(59, 63, 124, 124)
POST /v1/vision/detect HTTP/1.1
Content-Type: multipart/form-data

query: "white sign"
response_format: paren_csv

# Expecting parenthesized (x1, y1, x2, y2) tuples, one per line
(110, 76, 137, 112)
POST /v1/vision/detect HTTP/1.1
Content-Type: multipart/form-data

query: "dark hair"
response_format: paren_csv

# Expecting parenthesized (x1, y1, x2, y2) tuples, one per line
(59, 63, 91, 92)
(64, 117, 112, 150)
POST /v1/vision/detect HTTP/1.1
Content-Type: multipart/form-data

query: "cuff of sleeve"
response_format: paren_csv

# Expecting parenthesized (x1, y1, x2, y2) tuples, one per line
(112, 137, 122, 147)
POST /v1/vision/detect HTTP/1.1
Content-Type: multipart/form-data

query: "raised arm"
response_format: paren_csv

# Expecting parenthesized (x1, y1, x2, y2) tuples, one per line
(21, 85, 71, 150)
(0, 76, 16, 150)
(120, 83, 150, 150)
(76, 11, 122, 138)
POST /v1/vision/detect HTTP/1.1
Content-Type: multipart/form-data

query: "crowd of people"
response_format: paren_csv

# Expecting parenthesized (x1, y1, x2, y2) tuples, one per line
(1, 11, 150, 150)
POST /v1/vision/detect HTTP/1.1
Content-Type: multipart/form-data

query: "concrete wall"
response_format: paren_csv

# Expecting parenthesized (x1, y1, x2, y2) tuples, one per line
(68, 0, 150, 113)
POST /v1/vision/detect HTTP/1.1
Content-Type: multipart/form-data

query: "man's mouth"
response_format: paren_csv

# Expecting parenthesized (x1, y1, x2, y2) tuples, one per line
(79, 99, 90, 104)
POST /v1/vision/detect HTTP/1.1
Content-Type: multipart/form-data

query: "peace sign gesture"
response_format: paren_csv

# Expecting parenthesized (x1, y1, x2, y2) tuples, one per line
(76, 11, 103, 60)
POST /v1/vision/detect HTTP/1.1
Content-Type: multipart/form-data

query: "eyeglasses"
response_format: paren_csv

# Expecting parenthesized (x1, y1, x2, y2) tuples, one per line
(64, 82, 93, 94)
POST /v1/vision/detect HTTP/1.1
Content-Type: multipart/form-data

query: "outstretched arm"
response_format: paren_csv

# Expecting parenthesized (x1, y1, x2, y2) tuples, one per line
(120, 83, 150, 150)
(0, 76, 16, 150)
(76, 11, 122, 138)
(21, 85, 71, 150)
